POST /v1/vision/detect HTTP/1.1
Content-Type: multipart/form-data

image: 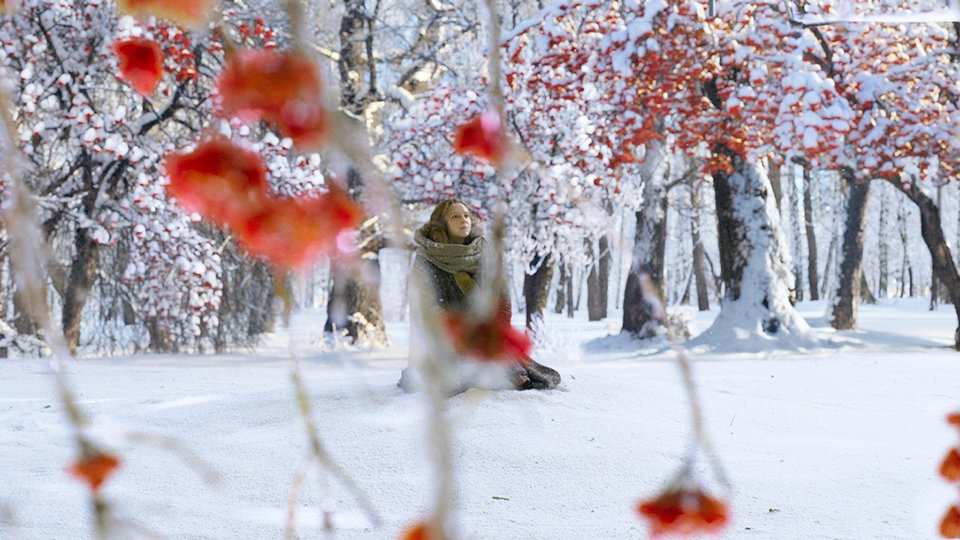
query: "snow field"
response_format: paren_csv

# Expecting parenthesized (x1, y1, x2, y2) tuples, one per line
(2, 300, 960, 539)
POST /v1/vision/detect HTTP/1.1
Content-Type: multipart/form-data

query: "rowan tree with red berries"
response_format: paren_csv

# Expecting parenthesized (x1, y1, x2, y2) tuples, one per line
(0, 1, 338, 354)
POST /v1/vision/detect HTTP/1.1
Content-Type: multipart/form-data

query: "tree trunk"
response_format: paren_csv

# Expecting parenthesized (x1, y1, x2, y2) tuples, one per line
(338, 0, 376, 116)
(574, 268, 584, 312)
(323, 171, 386, 344)
(586, 234, 611, 321)
(930, 186, 944, 309)
(894, 178, 960, 349)
(878, 187, 889, 298)
(769, 161, 783, 215)
(62, 227, 99, 356)
(830, 176, 870, 330)
(565, 262, 574, 318)
(691, 185, 710, 312)
(554, 256, 567, 314)
(622, 139, 667, 337)
(803, 166, 820, 301)
(325, 258, 385, 343)
(898, 199, 911, 297)
(12, 285, 36, 336)
(680, 271, 693, 306)
(0, 257, 7, 358)
(859, 269, 876, 304)
(523, 253, 553, 328)
(698, 146, 805, 344)
(615, 212, 626, 310)
(323, 0, 387, 345)
(781, 164, 801, 302)
(820, 180, 841, 298)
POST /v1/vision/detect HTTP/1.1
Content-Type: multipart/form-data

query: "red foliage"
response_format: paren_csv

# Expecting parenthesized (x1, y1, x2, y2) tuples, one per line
(442, 303, 532, 363)
(942, 506, 960, 538)
(234, 185, 364, 269)
(113, 37, 164, 96)
(68, 452, 121, 493)
(117, 0, 217, 29)
(452, 108, 506, 165)
(164, 137, 270, 228)
(948, 413, 960, 428)
(941, 448, 960, 482)
(637, 486, 729, 537)
(216, 49, 327, 149)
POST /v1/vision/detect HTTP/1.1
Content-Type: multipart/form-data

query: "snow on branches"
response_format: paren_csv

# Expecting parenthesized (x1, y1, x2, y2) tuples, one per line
(0, 1, 335, 351)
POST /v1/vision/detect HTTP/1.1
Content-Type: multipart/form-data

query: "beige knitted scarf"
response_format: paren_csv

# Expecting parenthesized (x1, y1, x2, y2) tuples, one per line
(414, 227, 485, 294)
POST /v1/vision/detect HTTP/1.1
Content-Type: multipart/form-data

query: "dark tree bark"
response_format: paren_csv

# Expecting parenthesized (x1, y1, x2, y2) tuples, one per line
(12, 286, 36, 336)
(324, 174, 386, 344)
(622, 144, 668, 337)
(0, 257, 7, 358)
(523, 253, 553, 328)
(704, 142, 803, 339)
(62, 163, 103, 357)
(691, 185, 710, 312)
(784, 163, 803, 301)
(931, 186, 944, 310)
(679, 272, 693, 306)
(898, 200, 911, 297)
(574, 267, 584, 312)
(621, 174, 667, 339)
(565, 262, 574, 318)
(893, 178, 960, 349)
(323, 3, 387, 344)
(586, 234, 611, 321)
(62, 226, 98, 356)
(859, 270, 876, 304)
(338, 0, 379, 115)
(325, 257, 385, 343)
(769, 162, 783, 215)
(830, 175, 870, 330)
(820, 179, 841, 298)
(553, 257, 567, 314)
(803, 166, 820, 301)
(878, 188, 889, 298)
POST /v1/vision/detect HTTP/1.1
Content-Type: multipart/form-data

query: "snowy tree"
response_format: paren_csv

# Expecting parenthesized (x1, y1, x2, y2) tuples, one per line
(0, 1, 331, 354)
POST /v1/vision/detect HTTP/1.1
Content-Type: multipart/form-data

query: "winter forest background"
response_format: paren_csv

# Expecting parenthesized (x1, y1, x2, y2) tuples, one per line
(3, 0, 960, 539)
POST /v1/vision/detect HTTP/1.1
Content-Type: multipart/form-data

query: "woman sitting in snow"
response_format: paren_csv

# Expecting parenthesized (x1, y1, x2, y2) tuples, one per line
(398, 199, 560, 393)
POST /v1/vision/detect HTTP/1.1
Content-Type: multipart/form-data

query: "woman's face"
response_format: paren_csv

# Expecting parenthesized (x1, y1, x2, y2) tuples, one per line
(443, 203, 472, 243)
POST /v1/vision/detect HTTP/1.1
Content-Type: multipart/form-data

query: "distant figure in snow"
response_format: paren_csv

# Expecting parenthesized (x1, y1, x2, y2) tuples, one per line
(398, 199, 560, 393)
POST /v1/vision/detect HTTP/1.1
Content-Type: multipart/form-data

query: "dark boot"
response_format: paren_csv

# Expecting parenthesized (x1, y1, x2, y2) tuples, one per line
(522, 359, 560, 390)
(509, 366, 532, 390)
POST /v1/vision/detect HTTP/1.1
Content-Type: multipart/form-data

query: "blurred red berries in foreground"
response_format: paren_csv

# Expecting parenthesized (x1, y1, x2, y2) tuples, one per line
(165, 137, 270, 228)
(942, 506, 960, 538)
(236, 186, 363, 269)
(452, 108, 506, 165)
(941, 448, 960, 483)
(68, 452, 121, 494)
(217, 49, 328, 150)
(941, 412, 960, 538)
(400, 520, 437, 540)
(113, 37, 164, 96)
(637, 485, 729, 537)
(442, 304, 531, 363)
(164, 138, 363, 270)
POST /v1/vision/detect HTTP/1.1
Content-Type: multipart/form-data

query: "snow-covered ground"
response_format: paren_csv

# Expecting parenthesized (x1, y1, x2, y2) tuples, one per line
(3, 299, 960, 539)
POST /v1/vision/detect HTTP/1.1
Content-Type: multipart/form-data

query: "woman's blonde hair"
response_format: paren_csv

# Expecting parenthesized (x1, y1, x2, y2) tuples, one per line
(421, 199, 482, 244)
